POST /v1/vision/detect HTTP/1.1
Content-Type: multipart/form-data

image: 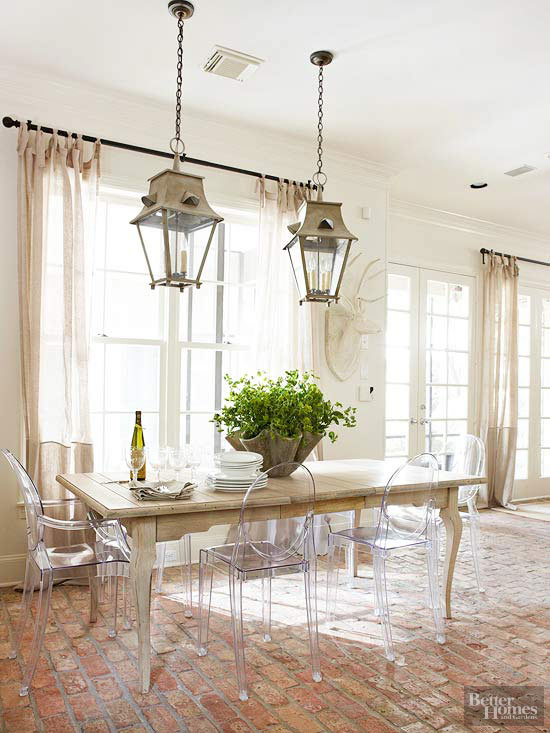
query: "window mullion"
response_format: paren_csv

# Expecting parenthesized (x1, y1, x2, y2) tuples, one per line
(214, 223, 226, 453)
(165, 286, 180, 449)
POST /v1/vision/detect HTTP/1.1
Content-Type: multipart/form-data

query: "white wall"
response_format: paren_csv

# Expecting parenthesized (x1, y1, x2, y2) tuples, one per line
(0, 65, 390, 583)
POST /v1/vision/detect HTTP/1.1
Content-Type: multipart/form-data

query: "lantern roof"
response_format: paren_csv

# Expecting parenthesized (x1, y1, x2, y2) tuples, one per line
(284, 199, 357, 246)
(130, 167, 223, 226)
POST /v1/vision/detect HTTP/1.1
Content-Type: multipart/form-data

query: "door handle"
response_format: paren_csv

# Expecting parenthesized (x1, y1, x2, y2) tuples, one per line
(409, 418, 418, 424)
(419, 417, 431, 425)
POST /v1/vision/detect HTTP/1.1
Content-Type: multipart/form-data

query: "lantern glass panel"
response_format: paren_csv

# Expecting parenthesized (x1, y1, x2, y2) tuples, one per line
(139, 208, 217, 281)
(302, 236, 349, 297)
(286, 235, 308, 301)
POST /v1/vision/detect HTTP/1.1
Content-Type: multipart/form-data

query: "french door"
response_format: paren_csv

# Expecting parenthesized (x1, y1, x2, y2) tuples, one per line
(385, 264, 476, 465)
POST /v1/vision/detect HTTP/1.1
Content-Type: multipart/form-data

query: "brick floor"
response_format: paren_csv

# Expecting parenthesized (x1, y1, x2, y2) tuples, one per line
(0, 510, 549, 731)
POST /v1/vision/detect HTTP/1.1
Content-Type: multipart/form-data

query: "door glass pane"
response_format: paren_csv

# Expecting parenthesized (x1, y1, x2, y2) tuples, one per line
(516, 294, 530, 480)
(423, 278, 471, 454)
(385, 272, 414, 460)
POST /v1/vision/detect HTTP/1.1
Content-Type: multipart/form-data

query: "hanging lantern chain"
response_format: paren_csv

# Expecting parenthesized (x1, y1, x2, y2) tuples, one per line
(315, 65, 325, 185)
(171, 12, 185, 155)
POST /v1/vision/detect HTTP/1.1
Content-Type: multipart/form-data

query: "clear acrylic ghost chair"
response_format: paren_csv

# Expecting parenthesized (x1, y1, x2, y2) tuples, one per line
(326, 453, 444, 663)
(155, 536, 193, 615)
(388, 435, 486, 593)
(445, 434, 486, 592)
(2, 449, 130, 696)
(197, 462, 322, 702)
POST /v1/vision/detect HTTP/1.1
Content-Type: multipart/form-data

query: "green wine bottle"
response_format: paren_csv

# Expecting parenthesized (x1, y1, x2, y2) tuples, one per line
(131, 410, 146, 481)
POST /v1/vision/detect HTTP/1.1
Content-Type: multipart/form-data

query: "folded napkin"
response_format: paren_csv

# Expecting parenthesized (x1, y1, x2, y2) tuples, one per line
(131, 480, 196, 501)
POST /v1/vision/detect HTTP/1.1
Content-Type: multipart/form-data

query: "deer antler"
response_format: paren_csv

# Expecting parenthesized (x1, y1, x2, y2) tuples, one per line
(356, 257, 383, 295)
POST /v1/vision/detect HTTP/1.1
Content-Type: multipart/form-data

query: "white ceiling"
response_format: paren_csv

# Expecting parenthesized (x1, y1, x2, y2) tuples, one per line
(3, 0, 550, 234)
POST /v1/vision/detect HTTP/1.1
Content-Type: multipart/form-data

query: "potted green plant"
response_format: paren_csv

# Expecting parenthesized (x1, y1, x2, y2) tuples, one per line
(212, 370, 356, 476)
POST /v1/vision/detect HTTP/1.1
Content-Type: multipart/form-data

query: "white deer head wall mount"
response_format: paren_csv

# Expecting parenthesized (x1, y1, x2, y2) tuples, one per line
(325, 255, 385, 382)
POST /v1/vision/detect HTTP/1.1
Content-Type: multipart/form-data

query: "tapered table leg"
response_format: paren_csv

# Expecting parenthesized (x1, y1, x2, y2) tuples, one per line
(129, 517, 156, 693)
(440, 487, 462, 619)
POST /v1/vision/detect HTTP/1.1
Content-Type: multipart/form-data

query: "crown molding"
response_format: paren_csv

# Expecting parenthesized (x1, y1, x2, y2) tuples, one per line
(0, 63, 394, 190)
(390, 198, 550, 253)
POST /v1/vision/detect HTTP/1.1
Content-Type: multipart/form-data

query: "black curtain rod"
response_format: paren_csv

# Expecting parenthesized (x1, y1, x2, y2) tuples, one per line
(480, 247, 550, 267)
(2, 116, 317, 190)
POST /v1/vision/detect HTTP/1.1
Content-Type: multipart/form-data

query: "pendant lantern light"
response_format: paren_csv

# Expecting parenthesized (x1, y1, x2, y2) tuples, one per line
(130, 1, 223, 291)
(284, 51, 357, 305)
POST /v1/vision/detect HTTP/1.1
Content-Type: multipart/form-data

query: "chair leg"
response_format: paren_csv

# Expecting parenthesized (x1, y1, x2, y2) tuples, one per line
(9, 558, 35, 660)
(179, 534, 193, 618)
(372, 553, 395, 662)
(20, 569, 53, 696)
(155, 543, 167, 593)
(468, 517, 485, 593)
(108, 576, 119, 639)
(304, 556, 322, 684)
(262, 573, 272, 642)
(229, 570, 248, 701)
(426, 543, 445, 644)
(326, 537, 342, 629)
(88, 569, 98, 624)
(122, 576, 132, 630)
(197, 551, 213, 657)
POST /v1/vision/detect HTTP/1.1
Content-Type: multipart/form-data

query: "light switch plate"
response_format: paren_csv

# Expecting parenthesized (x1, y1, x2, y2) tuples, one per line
(360, 335, 369, 349)
(361, 206, 371, 220)
(359, 384, 374, 402)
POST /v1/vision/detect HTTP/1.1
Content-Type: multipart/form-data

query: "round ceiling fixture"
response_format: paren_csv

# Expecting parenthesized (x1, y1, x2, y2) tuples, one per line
(470, 182, 488, 189)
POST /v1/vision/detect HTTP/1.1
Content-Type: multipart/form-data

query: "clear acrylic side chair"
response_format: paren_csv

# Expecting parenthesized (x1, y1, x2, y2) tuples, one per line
(326, 452, 445, 663)
(197, 462, 322, 701)
(447, 434, 486, 592)
(2, 449, 130, 696)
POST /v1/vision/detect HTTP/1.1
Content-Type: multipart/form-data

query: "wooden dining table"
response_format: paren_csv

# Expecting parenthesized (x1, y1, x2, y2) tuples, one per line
(57, 458, 484, 693)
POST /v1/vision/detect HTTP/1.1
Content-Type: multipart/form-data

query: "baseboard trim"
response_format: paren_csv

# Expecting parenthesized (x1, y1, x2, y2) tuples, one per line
(511, 494, 550, 504)
(0, 553, 26, 586)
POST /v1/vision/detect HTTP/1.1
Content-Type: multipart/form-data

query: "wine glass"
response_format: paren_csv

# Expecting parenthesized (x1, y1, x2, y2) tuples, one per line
(125, 447, 145, 489)
(186, 445, 203, 481)
(148, 446, 168, 484)
(169, 447, 187, 482)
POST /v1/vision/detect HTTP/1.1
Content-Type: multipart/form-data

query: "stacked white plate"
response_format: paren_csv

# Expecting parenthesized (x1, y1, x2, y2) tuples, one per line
(207, 451, 266, 492)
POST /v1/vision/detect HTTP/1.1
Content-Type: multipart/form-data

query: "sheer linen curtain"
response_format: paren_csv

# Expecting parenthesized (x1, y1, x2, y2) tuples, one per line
(17, 123, 101, 502)
(253, 178, 324, 456)
(477, 253, 519, 508)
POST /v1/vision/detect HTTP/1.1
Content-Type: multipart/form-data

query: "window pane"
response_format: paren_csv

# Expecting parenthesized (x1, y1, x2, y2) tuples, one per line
(386, 347, 410, 383)
(426, 386, 446, 419)
(515, 450, 528, 480)
(448, 318, 468, 350)
(104, 272, 163, 339)
(426, 280, 448, 315)
(448, 284, 469, 318)
(518, 356, 530, 387)
(542, 328, 550, 358)
(542, 359, 550, 388)
(542, 389, 550, 418)
(105, 344, 160, 412)
(518, 294, 531, 326)
(517, 418, 529, 450)
(386, 311, 410, 347)
(385, 436, 408, 456)
(426, 315, 447, 350)
(181, 349, 217, 412)
(387, 274, 410, 310)
(180, 413, 217, 451)
(106, 200, 162, 274)
(519, 387, 530, 418)
(448, 352, 468, 385)
(426, 351, 446, 384)
(447, 386, 468, 419)
(518, 325, 531, 357)
(543, 298, 550, 327)
(541, 419, 550, 448)
(386, 384, 409, 419)
(180, 283, 218, 342)
(224, 284, 255, 345)
(542, 449, 550, 478)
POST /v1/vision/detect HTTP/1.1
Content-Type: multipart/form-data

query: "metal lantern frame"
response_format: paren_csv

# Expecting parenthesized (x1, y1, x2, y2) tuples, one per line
(130, 164, 223, 291)
(284, 49, 357, 305)
(130, 0, 223, 292)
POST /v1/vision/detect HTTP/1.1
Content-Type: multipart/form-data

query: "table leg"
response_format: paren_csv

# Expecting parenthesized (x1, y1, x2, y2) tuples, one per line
(350, 508, 361, 577)
(439, 487, 462, 619)
(130, 517, 156, 693)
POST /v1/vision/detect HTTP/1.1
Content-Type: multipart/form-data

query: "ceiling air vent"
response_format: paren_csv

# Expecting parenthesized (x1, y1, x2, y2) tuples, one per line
(203, 46, 263, 82)
(504, 164, 536, 177)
